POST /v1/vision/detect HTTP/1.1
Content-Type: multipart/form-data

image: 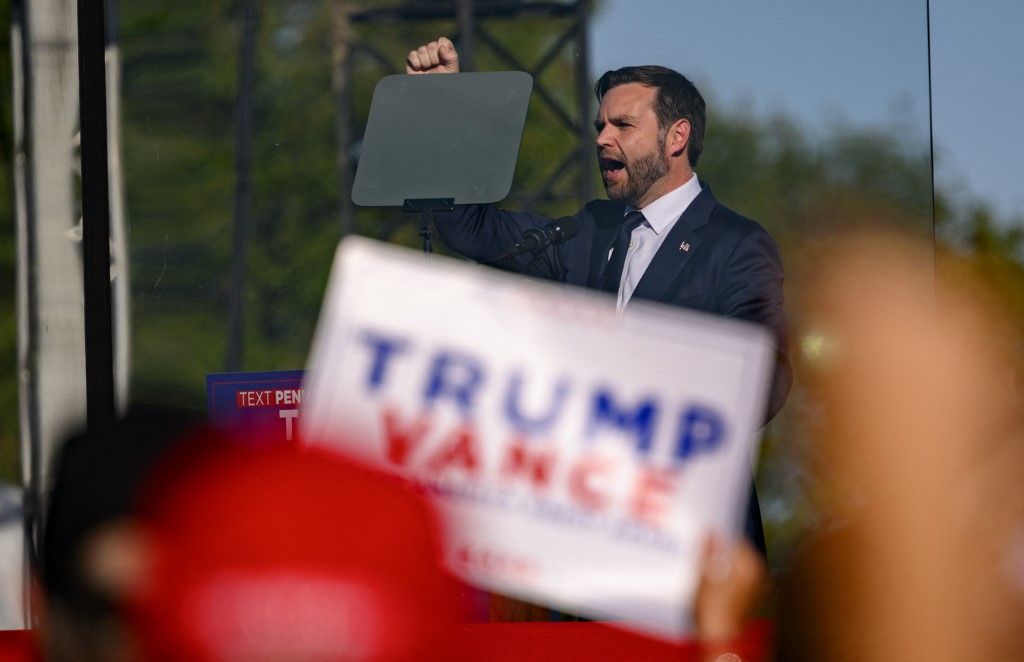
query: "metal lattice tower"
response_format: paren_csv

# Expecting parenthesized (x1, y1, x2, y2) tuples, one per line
(330, 0, 595, 239)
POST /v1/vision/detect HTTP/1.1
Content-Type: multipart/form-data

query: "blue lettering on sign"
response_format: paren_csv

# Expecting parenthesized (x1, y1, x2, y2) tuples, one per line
(424, 350, 484, 416)
(504, 371, 570, 436)
(359, 330, 409, 392)
(675, 405, 726, 461)
(355, 327, 730, 462)
(585, 388, 658, 454)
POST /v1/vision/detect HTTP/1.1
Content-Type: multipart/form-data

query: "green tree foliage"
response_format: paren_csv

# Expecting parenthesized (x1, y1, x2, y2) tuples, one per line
(2, 1, 1023, 509)
(701, 111, 935, 243)
(122, 1, 239, 406)
(122, 0, 589, 406)
(943, 203, 1024, 337)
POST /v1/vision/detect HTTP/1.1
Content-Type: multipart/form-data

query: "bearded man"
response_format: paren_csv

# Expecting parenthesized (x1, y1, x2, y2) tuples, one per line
(407, 38, 791, 554)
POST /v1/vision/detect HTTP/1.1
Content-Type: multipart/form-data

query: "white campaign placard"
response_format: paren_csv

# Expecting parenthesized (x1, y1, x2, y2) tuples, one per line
(301, 236, 774, 639)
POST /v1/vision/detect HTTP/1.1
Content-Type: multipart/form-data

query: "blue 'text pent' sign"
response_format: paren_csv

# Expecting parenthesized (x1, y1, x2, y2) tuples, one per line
(206, 370, 305, 442)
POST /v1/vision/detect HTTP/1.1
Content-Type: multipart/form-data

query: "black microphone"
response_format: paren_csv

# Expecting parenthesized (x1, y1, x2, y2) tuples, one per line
(507, 218, 579, 257)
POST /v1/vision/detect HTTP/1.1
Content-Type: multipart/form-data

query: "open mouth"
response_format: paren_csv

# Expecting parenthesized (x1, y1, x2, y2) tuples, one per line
(600, 157, 625, 179)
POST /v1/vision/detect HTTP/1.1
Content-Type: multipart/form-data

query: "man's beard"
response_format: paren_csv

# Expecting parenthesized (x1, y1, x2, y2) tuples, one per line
(604, 144, 669, 208)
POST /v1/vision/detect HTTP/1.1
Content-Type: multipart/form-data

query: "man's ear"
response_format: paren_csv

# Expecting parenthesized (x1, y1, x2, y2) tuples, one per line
(666, 118, 691, 159)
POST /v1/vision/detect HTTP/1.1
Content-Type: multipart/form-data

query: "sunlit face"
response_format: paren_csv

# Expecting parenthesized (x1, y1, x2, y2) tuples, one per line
(594, 83, 670, 208)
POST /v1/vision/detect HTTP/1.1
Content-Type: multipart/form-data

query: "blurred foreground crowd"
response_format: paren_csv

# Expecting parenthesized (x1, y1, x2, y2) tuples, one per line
(7, 229, 1024, 661)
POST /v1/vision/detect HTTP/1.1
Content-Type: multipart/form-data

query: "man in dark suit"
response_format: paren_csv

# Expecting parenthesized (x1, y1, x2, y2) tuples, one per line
(407, 38, 790, 553)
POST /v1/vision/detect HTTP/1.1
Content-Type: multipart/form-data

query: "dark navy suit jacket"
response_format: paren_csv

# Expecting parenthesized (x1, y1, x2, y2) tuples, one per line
(434, 185, 791, 553)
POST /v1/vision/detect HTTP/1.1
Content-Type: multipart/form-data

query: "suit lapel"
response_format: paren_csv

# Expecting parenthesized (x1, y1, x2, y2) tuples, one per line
(631, 186, 716, 303)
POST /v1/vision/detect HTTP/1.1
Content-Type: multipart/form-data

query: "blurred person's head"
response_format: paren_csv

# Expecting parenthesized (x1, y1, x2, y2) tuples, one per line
(777, 230, 1024, 660)
(91, 432, 460, 661)
(37, 404, 202, 661)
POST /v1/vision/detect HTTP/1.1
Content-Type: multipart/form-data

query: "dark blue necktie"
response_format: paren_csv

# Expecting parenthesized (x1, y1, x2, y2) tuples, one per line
(599, 210, 645, 293)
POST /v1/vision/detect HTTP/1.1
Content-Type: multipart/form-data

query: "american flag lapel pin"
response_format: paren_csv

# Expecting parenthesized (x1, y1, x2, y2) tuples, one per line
(679, 241, 690, 252)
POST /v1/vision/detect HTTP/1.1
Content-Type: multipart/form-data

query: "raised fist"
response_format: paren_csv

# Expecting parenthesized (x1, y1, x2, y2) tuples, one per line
(406, 37, 460, 74)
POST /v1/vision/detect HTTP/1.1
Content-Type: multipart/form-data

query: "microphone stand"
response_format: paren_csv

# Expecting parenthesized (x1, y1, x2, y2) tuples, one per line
(522, 250, 555, 277)
(481, 238, 555, 277)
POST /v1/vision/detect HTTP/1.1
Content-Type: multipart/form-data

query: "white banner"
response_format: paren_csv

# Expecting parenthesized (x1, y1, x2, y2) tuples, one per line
(302, 237, 774, 638)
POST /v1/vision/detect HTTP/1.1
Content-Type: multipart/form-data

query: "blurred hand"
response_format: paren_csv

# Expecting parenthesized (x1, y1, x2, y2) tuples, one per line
(695, 535, 769, 660)
(778, 230, 1024, 661)
(406, 37, 460, 74)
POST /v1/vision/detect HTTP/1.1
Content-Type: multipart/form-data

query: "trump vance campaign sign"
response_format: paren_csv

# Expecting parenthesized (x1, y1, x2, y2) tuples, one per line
(301, 237, 774, 639)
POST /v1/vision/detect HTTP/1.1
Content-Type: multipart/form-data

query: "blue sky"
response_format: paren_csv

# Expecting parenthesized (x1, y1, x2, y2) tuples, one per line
(590, 0, 1024, 224)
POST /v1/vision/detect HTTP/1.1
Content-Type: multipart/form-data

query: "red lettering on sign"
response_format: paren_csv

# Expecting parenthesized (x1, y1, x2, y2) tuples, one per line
(381, 407, 431, 467)
(377, 406, 679, 525)
(568, 456, 611, 511)
(426, 425, 480, 477)
(454, 544, 539, 580)
(628, 468, 677, 527)
(500, 438, 556, 490)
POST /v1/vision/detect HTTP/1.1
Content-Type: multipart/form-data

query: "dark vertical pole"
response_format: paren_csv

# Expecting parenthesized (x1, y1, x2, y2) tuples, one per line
(456, 0, 475, 72)
(331, 1, 354, 237)
(77, 0, 116, 432)
(574, 0, 594, 203)
(226, 0, 259, 372)
(13, 0, 44, 594)
(105, 0, 118, 44)
(925, 0, 936, 246)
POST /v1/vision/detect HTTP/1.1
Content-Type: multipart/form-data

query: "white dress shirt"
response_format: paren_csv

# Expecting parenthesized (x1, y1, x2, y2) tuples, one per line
(616, 174, 702, 312)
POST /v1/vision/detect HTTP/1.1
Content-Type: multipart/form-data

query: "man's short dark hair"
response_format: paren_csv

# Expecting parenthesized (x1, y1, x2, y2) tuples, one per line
(594, 65, 707, 167)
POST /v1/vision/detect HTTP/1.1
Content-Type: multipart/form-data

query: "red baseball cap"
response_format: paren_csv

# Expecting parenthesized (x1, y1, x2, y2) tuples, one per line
(123, 431, 460, 660)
